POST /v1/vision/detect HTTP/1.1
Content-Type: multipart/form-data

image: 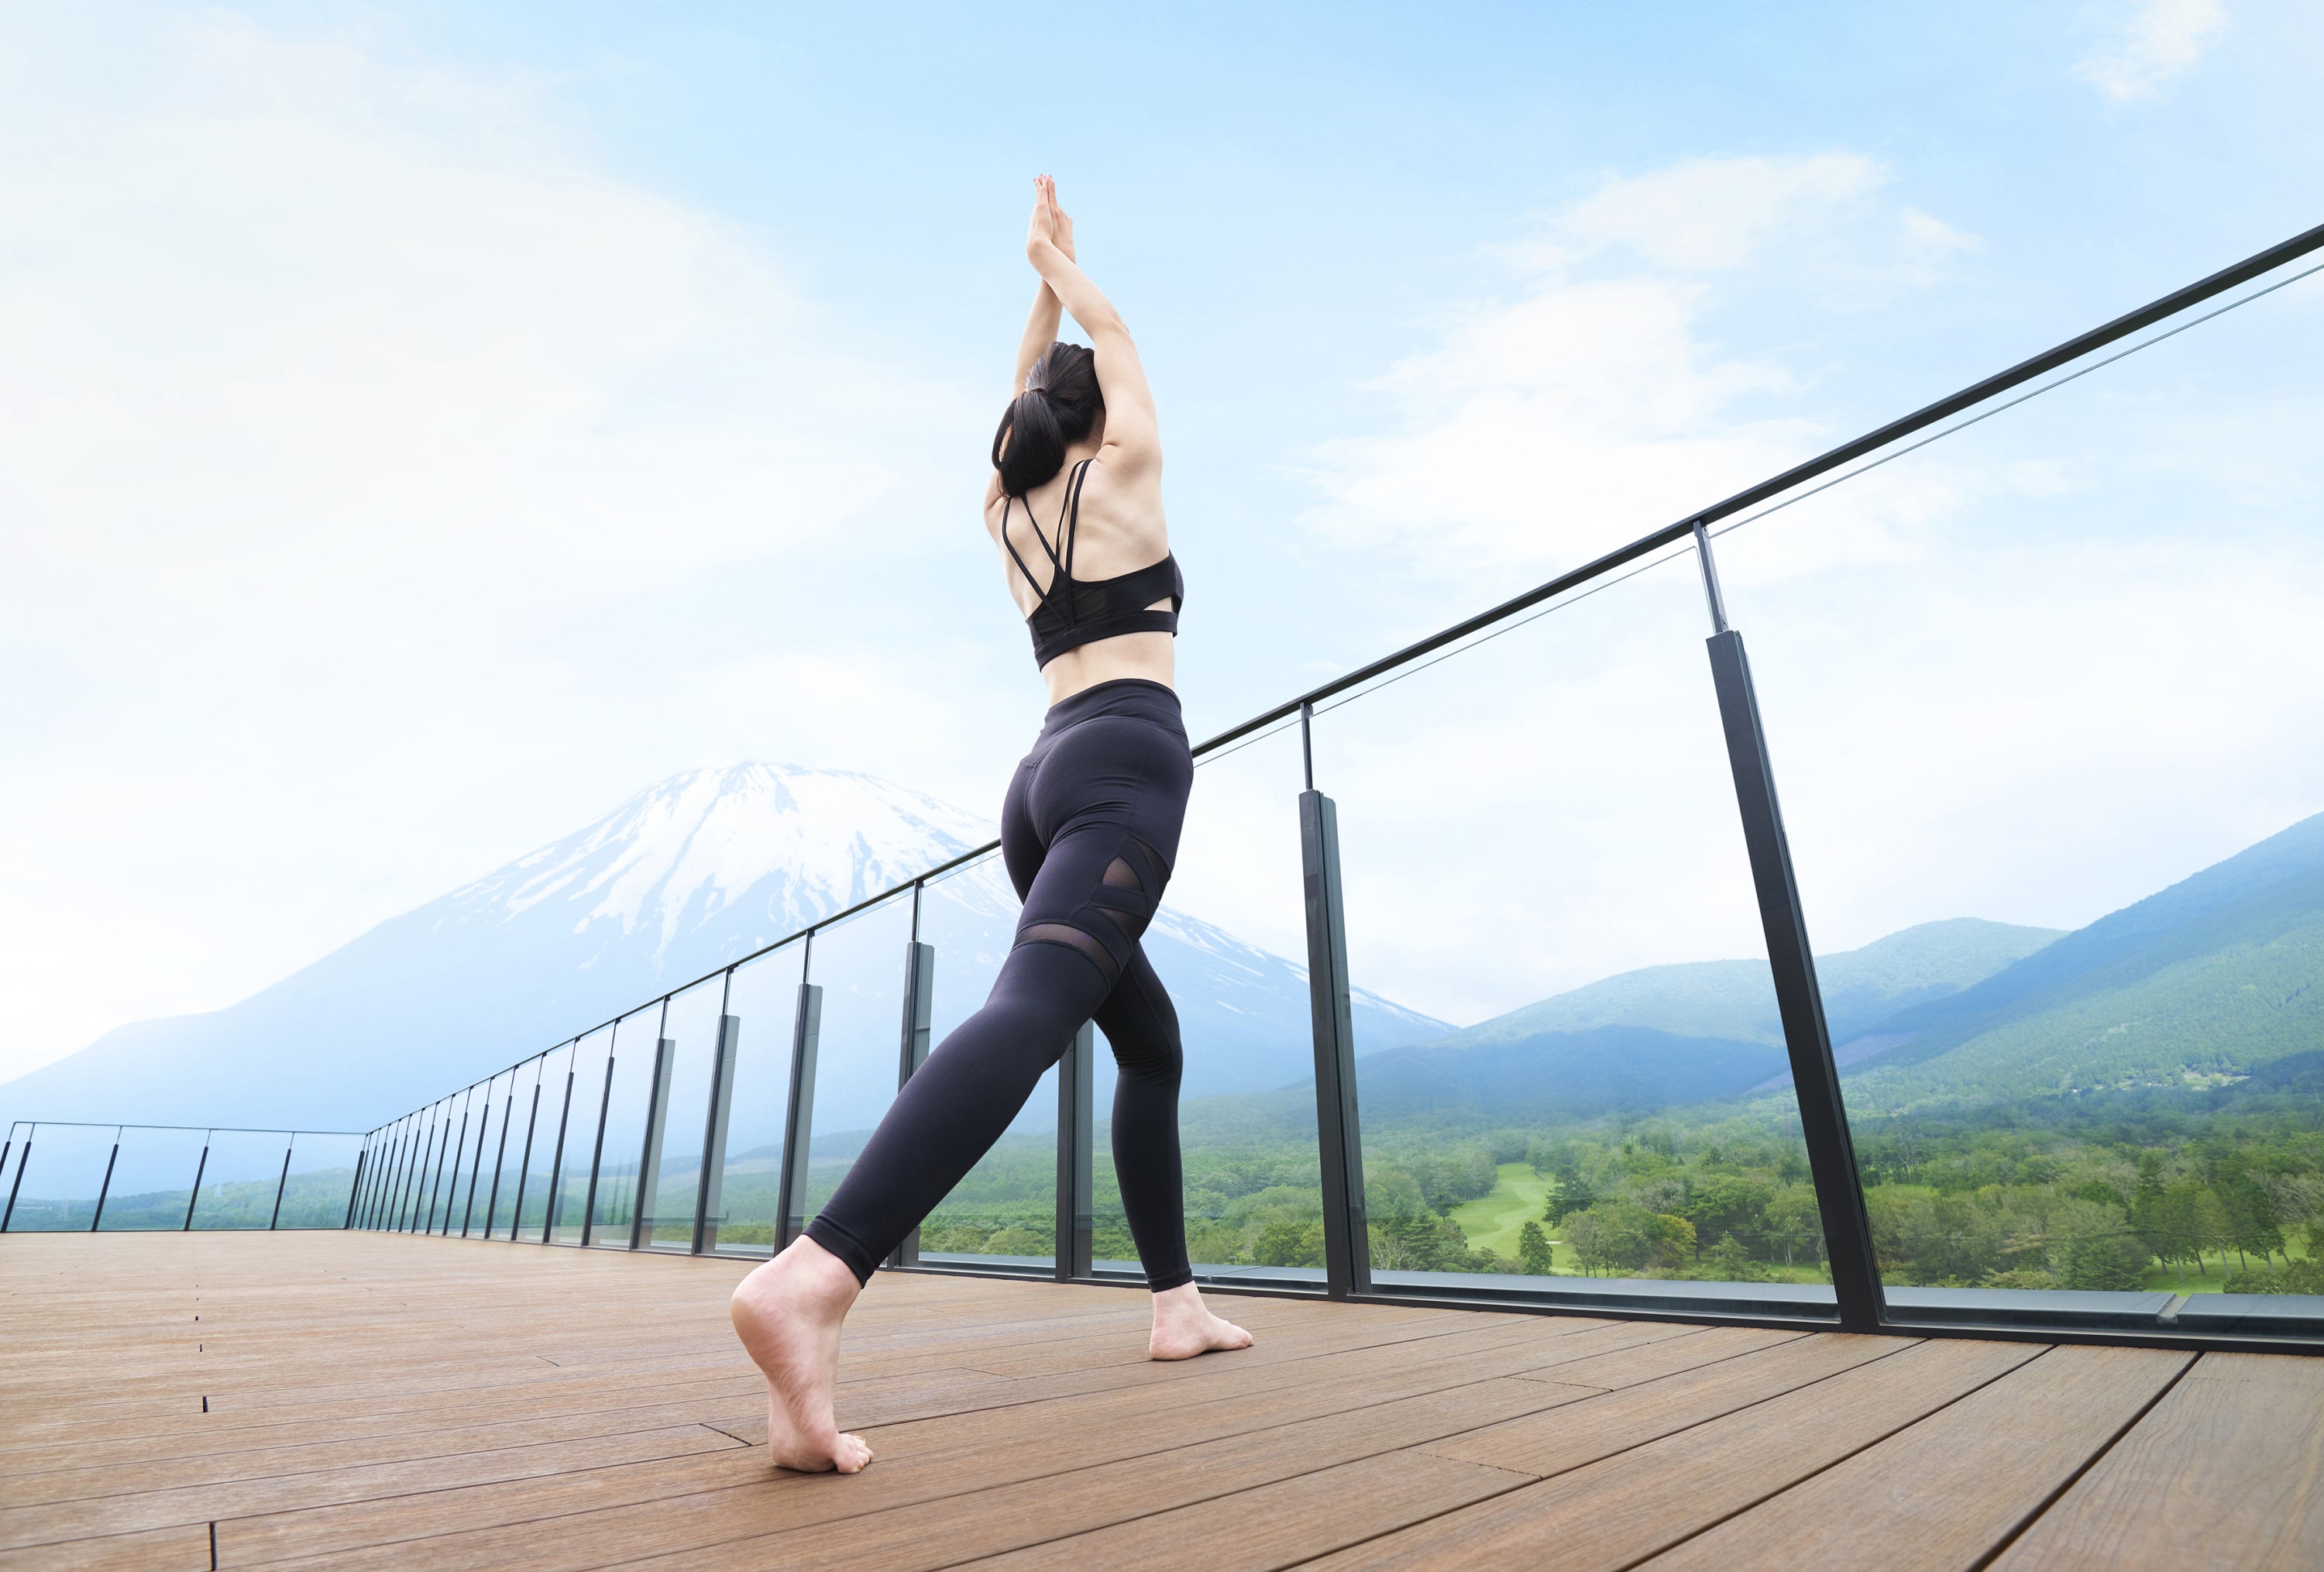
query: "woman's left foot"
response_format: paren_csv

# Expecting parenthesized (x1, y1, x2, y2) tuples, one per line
(1148, 1282, 1254, 1360)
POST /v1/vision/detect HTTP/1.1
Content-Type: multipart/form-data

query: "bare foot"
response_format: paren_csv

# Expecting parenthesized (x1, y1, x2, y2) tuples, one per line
(729, 1238, 875, 1473)
(1148, 1282, 1255, 1360)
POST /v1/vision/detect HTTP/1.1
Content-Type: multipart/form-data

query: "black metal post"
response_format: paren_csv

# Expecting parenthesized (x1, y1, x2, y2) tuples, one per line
(421, 1119, 447, 1234)
(695, 1007, 741, 1254)
(1300, 779, 1372, 1300)
(184, 1143, 208, 1230)
(343, 1145, 367, 1230)
(578, 1052, 616, 1247)
(1700, 575, 1884, 1331)
(268, 1142, 293, 1230)
(631, 1036, 676, 1250)
(89, 1139, 121, 1232)
(541, 1065, 577, 1244)
(462, 1099, 490, 1237)
(511, 1081, 542, 1241)
(384, 1122, 410, 1229)
(777, 979, 823, 1251)
(1054, 1022, 1095, 1280)
(891, 937, 937, 1267)
(1, 1132, 29, 1232)
(439, 1108, 469, 1235)
(484, 1088, 514, 1239)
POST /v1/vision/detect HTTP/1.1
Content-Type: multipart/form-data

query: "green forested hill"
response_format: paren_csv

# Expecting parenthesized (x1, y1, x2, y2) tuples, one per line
(1437, 917, 2062, 1054)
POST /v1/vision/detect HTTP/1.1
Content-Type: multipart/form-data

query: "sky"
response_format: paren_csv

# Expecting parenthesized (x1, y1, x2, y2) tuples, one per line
(3, 0, 2321, 1078)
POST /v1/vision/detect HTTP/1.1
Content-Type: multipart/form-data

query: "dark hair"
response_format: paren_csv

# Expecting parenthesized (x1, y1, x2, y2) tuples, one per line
(992, 342, 1103, 496)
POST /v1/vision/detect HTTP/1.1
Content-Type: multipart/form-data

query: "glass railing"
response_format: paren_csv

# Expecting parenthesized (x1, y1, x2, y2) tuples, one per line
(97, 222, 2324, 1349)
(1, 1123, 365, 1232)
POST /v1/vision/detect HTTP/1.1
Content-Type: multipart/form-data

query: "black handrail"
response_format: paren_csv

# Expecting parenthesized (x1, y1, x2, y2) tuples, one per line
(370, 219, 2324, 1134)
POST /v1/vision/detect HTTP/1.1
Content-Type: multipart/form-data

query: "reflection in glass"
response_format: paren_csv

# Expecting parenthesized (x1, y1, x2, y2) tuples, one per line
(555, 1029, 614, 1244)
(1313, 555, 1835, 1313)
(713, 943, 806, 1255)
(916, 858, 1057, 1268)
(798, 896, 915, 1225)
(6, 1124, 119, 1232)
(640, 979, 725, 1252)
(469, 1072, 514, 1236)
(493, 1061, 542, 1237)
(438, 1086, 479, 1235)
(521, 1050, 572, 1240)
(590, 1006, 666, 1248)
(1720, 264, 2324, 1330)
(278, 1133, 366, 1229)
(191, 1129, 294, 1230)
(96, 1126, 208, 1230)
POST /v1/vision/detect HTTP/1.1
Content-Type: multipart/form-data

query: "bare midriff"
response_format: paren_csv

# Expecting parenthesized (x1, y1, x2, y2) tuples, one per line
(1040, 604, 1176, 707)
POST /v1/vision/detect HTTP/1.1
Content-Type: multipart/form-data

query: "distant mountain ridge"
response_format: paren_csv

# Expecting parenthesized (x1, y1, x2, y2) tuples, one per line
(2, 765, 1448, 1131)
(1194, 810, 2324, 1140)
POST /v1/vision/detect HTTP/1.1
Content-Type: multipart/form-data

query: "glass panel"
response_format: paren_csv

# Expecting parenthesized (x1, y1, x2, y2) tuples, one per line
(1312, 552, 1837, 1313)
(492, 1061, 543, 1238)
(390, 1106, 431, 1230)
(1088, 721, 1332, 1286)
(437, 1086, 482, 1236)
(713, 941, 806, 1255)
(465, 1072, 514, 1237)
(589, 1007, 666, 1248)
(526, 1045, 576, 1240)
(1720, 259, 2324, 1333)
(799, 894, 916, 1226)
(98, 1126, 209, 1230)
(277, 1132, 366, 1229)
(5, 1124, 119, 1232)
(0, 1127, 26, 1213)
(918, 858, 1057, 1268)
(191, 1129, 294, 1230)
(554, 1028, 614, 1244)
(377, 1118, 415, 1229)
(418, 1099, 457, 1230)
(641, 979, 727, 1252)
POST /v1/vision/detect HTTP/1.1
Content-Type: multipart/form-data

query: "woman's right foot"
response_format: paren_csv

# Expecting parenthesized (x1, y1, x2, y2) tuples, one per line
(729, 1238, 875, 1472)
(1149, 1282, 1255, 1360)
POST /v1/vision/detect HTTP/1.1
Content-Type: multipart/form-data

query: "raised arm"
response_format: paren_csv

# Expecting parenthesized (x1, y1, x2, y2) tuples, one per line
(1025, 177, 1159, 477)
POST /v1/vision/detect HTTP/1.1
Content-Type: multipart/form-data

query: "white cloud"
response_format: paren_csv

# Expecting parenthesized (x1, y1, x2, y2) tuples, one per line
(0, 19, 989, 1083)
(2075, 0, 2229, 101)
(1303, 153, 1977, 588)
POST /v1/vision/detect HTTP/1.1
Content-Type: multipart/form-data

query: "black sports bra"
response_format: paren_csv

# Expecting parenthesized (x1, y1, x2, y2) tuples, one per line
(1000, 459, 1184, 669)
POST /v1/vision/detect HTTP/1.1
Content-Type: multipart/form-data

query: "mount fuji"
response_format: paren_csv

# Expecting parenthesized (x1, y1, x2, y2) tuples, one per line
(2, 765, 1449, 1132)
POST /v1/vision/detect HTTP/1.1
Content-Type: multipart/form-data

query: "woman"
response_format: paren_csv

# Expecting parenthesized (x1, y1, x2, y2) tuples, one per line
(730, 176, 1252, 1475)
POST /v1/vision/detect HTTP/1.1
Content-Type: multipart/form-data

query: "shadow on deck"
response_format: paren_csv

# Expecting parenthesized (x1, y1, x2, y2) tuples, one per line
(2, 1231, 2317, 1570)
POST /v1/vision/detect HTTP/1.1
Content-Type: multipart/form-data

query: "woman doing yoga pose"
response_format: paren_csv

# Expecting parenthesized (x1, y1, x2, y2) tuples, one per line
(729, 176, 1252, 1474)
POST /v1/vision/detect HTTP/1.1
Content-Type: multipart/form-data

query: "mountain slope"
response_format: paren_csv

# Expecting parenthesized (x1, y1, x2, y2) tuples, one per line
(1425, 919, 2062, 1054)
(2, 765, 1447, 1131)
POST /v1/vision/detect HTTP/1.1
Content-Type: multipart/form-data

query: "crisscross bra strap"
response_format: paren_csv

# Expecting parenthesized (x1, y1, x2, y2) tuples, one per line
(999, 459, 1093, 609)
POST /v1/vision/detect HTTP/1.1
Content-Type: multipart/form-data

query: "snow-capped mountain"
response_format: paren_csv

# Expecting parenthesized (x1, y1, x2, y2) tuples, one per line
(2, 765, 1447, 1132)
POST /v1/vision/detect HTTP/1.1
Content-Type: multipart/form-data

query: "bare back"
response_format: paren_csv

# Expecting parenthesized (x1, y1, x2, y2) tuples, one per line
(985, 175, 1175, 707)
(984, 454, 1173, 705)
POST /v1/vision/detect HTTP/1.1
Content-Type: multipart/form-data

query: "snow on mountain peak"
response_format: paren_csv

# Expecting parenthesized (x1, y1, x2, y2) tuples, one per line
(449, 763, 995, 963)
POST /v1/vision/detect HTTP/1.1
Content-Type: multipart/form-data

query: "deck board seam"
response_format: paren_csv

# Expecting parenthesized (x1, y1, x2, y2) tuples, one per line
(1961, 1350, 2202, 1572)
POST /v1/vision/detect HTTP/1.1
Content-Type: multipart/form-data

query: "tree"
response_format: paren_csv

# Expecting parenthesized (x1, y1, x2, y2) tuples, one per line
(1566, 1203, 1655, 1277)
(1517, 1220, 1555, 1276)
(1763, 1185, 1824, 1269)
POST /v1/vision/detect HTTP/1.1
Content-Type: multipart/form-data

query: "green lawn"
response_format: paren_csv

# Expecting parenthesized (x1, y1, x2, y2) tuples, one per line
(1449, 1162, 1552, 1259)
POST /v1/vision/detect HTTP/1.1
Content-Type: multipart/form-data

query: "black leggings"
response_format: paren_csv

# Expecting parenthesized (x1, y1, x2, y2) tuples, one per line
(805, 678, 1195, 1292)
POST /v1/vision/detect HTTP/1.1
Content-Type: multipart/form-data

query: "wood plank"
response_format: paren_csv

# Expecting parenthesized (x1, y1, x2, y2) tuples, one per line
(1423, 1331, 1910, 1479)
(1989, 1352, 2324, 1572)
(221, 1319, 1697, 1567)
(1302, 1336, 2044, 1571)
(1637, 1345, 2191, 1572)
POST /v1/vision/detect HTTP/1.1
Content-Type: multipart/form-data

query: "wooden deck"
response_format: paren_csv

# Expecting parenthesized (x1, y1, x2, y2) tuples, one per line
(3, 1233, 2319, 1570)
